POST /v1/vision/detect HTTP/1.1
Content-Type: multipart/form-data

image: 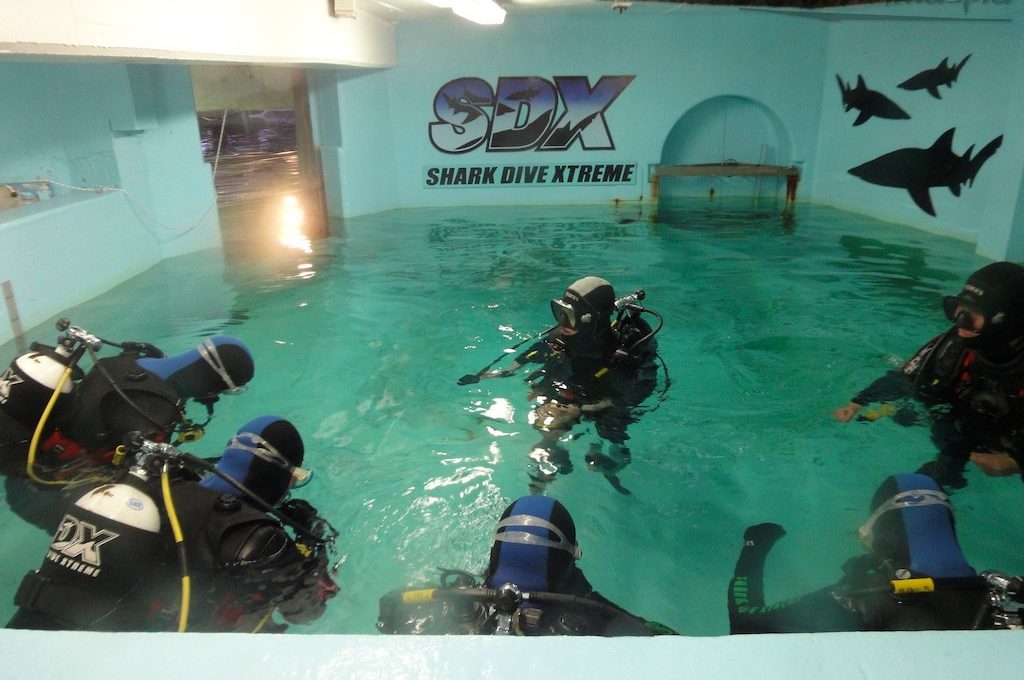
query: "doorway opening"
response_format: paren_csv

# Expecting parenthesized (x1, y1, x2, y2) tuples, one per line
(191, 65, 328, 259)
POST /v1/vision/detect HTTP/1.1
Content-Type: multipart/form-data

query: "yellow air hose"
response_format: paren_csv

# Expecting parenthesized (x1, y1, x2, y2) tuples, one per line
(252, 609, 274, 633)
(26, 363, 114, 487)
(25, 365, 74, 485)
(161, 463, 191, 632)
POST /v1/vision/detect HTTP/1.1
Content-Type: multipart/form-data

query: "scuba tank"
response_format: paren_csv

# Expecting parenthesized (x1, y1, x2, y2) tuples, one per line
(0, 343, 82, 433)
(12, 472, 165, 630)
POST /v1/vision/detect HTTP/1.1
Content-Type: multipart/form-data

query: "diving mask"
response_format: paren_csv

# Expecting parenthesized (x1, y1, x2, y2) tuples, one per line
(943, 297, 1005, 334)
(550, 298, 591, 331)
(198, 339, 248, 396)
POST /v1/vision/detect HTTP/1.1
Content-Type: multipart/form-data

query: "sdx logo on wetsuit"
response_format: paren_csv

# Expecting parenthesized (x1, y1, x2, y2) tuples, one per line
(47, 514, 120, 577)
(429, 75, 635, 154)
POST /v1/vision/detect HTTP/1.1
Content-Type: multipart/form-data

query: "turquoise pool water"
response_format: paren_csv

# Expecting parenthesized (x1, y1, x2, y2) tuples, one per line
(2, 198, 1022, 636)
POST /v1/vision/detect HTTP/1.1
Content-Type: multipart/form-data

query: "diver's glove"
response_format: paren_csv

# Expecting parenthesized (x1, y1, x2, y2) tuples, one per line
(458, 369, 514, 385)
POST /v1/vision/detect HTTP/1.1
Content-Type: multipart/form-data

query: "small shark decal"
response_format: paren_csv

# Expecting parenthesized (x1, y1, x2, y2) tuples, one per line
(506, 87, 540, 102)
(459, 87, 491, 105)
(443, 93, 484, 125)
(848, 127, 1002, 216)
(836, 74, 910, 126)
(898, 55, 971, 99)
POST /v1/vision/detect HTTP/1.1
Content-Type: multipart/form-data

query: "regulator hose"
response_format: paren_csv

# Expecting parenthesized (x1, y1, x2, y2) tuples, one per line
(161, 461, 191, 632)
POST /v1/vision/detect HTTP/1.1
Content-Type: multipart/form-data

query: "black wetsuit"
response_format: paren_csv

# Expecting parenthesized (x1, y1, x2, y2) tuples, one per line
(728, 524, 992, 633)
(8, 478, 336, 632)
(516, 315, 659, 445)
(850, 327, 1024, 485)
(3, 352, 188, 531)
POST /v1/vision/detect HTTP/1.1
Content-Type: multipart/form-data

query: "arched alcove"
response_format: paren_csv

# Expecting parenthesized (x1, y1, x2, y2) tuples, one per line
(659, 96, 793, 198)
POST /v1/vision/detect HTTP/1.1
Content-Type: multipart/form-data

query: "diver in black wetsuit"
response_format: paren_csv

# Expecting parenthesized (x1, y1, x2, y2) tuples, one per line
(378, 495, 675, 636)
(8, 416, 339, 633)
(833, 262, 1024, 488)
(728, 473, 994, 633)
(0, 323, 254, 530)
(461, 277, 663, 493)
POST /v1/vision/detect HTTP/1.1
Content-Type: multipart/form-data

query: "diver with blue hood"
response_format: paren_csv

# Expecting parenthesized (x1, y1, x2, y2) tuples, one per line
(8, 415, 339, 632)
(377, 495, 674, 636)
(833, 262, 1024, 487)
(0, 319, 254, 529)
(459, 277, 664, 493)
(728, 473, 1003, 633)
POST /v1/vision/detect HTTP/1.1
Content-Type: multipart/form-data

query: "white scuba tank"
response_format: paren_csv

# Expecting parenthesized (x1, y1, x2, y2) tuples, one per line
(41, 480, 162, 593)
(15, 478, 165, 629)
(0, 345, 77, 430)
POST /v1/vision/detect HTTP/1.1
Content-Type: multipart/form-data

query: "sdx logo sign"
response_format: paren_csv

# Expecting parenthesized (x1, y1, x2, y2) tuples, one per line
(429, 75, 635, 154)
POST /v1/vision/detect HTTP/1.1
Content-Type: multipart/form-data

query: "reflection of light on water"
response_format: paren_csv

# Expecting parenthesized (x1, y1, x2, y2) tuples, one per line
(279, 195, 312, 254)
(480, 397, 516, 423)
(287, 261, 315, 280)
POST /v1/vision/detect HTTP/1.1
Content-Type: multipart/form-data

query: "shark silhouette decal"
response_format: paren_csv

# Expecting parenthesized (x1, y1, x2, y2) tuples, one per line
(848, 128, 1002, 216)
(836, 74, 910, 126)
(898, 55, 971, 99)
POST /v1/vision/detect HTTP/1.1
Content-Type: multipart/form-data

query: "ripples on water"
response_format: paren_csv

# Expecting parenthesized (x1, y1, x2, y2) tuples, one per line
(1, 198, 1020, 636)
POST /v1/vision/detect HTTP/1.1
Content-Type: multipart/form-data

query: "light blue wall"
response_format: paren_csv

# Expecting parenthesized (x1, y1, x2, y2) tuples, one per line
(324, 8, 829, 212)
(0, 62, 221, 344)
(314, 68, 400, 218)
(305, 5, 831, 213)
(1, 63, 120, 188)
(323, 5, 1024, 260)
(812, 7, 1024, 258)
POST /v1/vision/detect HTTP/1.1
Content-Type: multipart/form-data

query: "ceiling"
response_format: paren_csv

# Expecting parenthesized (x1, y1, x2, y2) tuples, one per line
(357, 0, 887, 23)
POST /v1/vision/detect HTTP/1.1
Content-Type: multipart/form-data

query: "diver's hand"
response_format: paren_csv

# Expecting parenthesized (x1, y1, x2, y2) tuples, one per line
(970, 451, 1022, 477)
(460, 367, 517, 385)
(832, 402, 862, 423)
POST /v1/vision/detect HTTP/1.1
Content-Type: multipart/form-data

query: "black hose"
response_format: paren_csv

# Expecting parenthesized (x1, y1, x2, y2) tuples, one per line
(457, 325, 557, 385)
(87, 347, 183, 435)
(426, 586, 634, 618)
(180, 452, 336, 547)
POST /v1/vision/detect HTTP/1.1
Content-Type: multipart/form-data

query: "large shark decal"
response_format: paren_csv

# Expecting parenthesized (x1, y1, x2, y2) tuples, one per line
(836, 74, 910, 126)
(848, 128, 1002, 216)
(899, 55, 971, 99)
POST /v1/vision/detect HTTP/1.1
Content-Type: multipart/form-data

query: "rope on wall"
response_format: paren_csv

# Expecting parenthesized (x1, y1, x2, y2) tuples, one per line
(45, 179, 215, 243)
(35, 112, 229, 243)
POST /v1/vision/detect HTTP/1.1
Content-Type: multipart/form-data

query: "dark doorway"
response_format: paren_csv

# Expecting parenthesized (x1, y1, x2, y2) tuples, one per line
(192, 65, 328, 258)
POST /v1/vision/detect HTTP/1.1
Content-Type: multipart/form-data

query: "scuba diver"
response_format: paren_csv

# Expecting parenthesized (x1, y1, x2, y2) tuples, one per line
(459, 277, 664, 493)
(728, 472, 1010, 633)
(378, 494, 676, 636)
(8, 415, 339, 633)
(832, 262, 1024, 488)
(0, 319, 254, 529)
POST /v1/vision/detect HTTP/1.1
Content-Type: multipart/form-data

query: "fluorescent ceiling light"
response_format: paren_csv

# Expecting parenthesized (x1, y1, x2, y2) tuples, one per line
(451, 0, 506, 24)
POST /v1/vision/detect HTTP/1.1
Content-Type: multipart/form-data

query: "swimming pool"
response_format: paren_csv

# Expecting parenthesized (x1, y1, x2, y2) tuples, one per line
(1, 197, 1021, 636)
